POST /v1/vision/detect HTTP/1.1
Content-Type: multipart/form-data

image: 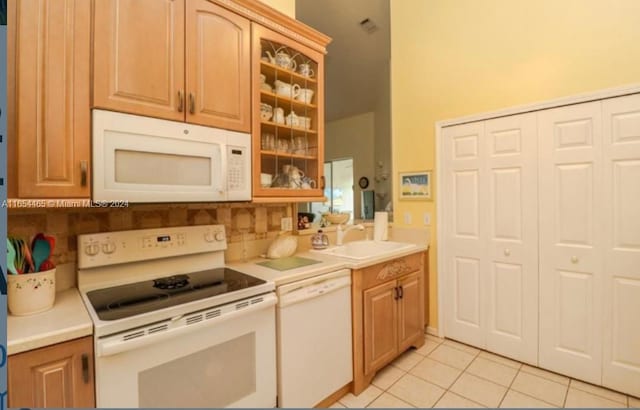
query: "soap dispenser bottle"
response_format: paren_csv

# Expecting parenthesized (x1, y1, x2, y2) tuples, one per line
(311, 230, 329, 250)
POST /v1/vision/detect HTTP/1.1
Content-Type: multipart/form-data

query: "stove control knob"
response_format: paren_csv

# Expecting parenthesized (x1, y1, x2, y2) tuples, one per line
(204, 232, 215, 242)
(85, 242, 100, 256)
(102, 241, 116, 254)
(214, 231, 225, 241)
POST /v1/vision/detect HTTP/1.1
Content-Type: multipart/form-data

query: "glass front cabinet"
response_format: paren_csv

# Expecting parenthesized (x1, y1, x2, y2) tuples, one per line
(252, 24, 327, 202)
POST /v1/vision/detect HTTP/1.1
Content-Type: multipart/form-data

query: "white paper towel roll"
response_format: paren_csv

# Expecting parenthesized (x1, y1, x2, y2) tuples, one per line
(374, 212, 388, 241)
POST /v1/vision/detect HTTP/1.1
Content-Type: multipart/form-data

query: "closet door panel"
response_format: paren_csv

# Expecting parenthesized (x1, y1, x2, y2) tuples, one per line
(443, 122, 487, 348)
(484, 113, 538, 364)
(602, 94, 640, 397)
(538, 101, 603, 384)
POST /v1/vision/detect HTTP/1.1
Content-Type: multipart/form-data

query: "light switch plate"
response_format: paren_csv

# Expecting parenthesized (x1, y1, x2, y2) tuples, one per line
(281, 216, 293, 231)
(423, 212, 431, 225)
(404, 212, 412, 225)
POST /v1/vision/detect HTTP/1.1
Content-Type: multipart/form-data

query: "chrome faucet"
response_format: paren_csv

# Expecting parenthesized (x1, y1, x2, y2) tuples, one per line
(336, 223, 365, 246)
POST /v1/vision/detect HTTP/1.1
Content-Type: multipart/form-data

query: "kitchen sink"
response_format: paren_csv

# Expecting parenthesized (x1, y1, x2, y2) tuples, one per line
(311, 240, 417, 260)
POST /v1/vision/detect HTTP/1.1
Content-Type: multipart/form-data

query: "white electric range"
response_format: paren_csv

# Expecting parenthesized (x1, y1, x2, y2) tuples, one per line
(77, 225, 276, 408)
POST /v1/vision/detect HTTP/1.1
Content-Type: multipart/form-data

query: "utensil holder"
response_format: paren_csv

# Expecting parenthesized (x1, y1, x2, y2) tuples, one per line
(8, 268, 56, 316)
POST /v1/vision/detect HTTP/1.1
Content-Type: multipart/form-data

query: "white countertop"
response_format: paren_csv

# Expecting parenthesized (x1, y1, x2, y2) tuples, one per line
(7, 231, 429, 354)
(8, 288, 93, 355)
(228, 240, 429, 287)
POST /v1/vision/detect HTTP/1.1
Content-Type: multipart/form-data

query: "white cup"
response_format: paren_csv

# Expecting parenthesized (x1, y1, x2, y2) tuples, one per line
(298, 116, 311, 130)
(298, 63, 315, 78)
(260, 173, 272, 188)
(296, 89, 314, 104)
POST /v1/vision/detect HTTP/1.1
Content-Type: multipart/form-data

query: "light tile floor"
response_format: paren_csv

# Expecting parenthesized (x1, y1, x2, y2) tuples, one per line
(331, 334, 639, 408)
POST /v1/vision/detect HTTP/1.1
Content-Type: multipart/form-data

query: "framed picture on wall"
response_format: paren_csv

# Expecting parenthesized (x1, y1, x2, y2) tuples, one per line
(399, 171, 432, 200)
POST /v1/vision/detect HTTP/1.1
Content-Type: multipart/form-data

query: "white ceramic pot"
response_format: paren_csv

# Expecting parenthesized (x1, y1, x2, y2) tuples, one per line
(274, 80, 301, 99)
(8, 268, 56, 316)
(296, 89, 314, 104)
(298, 63, 315, 78)
(273, 107, 285, 124)
(285, 111, 300, 127)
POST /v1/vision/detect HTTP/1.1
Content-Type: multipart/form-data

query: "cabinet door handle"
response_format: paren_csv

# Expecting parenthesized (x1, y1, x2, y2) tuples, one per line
(189, 93, 195, 114)
(81, 353, 90, 384)
(394, 286, 399, 300)
(398, 285, 404, 299)
(320, 175, 326, 190)
(177, 90, 184, 112)
(80, 161, 88, 187)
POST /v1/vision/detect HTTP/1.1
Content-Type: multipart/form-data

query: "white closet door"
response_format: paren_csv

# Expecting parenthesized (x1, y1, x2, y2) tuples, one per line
(443, 122, 488, 348)
(538, 101, 603, 384)
(484, 113, 539, 364)
(601, 94, 640, 397)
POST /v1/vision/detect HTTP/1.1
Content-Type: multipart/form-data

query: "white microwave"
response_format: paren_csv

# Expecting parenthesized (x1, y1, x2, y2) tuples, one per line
(92, 110, 251, 202)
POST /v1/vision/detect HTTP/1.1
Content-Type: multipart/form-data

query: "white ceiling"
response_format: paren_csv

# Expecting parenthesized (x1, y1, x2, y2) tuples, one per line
(295, 0, 390, 121)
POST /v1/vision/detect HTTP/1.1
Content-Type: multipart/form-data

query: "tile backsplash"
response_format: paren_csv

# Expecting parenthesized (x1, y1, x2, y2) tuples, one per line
(8, 203, 292, 290)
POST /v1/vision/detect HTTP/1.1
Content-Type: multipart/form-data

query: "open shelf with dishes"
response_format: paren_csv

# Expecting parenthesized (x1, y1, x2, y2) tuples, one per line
(252, 24, 326, 202)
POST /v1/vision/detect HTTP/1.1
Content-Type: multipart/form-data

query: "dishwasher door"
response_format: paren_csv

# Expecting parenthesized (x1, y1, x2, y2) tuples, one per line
(277, 269, 352, 408)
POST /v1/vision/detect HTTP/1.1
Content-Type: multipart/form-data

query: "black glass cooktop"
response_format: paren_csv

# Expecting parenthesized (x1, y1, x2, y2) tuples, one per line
(86, 268, 266, 321)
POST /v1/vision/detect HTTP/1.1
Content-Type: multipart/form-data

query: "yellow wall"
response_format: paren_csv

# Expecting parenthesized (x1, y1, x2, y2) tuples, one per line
(390, 0, 640, 329)
(258, 0, 295, 18)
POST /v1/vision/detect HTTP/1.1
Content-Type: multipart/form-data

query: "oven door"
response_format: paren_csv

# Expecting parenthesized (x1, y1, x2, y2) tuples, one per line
(94, 294, 276, 408)
(92, 109, 251, 203)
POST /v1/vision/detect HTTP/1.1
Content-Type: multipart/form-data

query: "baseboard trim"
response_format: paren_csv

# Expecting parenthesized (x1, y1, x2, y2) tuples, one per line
(425, 326, 440, 337)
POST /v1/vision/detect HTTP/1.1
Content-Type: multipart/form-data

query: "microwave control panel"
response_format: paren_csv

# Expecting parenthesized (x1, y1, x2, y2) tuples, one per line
(227, 146, 247, 191)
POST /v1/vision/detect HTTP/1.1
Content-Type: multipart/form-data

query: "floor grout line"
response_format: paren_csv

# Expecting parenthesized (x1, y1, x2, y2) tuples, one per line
(339, 335, 635, 409)
(434, 342, 482, 407)
(568, 378, 630, 404)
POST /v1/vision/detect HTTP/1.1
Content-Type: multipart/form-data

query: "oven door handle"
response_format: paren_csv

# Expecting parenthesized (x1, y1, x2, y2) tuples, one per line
(97, 293, 277, 358)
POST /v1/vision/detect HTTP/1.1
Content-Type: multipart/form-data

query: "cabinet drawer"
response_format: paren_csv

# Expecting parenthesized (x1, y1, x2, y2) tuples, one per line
(360, 252, 423, 290)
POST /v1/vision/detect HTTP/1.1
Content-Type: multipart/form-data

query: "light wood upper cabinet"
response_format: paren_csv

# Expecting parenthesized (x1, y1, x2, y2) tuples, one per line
(251, 24, 327, 201)
(8, 336, 95, 408)
(93, 0, 185, 122)
(94, 0, 250, 132)
(352, 252, 425, 394)
(10, 0, 91, 198)
(186, 0, 251, 131)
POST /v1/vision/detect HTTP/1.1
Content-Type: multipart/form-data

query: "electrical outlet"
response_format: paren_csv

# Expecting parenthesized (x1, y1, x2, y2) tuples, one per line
(423, 212, 431, 226)
(404, 212, 412, 225)
(281, 216, 293, 231)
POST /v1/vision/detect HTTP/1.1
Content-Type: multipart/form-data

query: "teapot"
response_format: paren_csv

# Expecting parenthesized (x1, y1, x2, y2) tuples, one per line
(265, 47, 298, 71)
(310, 230, 329, 250)
(285, 165, 304, 188)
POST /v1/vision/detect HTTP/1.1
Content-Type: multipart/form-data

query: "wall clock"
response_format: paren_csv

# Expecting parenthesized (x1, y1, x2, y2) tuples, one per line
(358, 176, 369, 189)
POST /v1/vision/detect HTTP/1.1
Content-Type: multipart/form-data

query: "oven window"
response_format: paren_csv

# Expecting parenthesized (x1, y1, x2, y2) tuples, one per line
(138, 332, 256, 408)
(115, 149, 213, 186)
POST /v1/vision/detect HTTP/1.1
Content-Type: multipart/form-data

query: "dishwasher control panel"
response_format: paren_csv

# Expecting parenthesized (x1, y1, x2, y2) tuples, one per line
(276, 269, 351, 307)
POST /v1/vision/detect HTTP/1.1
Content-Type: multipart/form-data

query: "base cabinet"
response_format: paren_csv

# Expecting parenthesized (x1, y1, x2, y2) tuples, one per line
(8, 336, 95, 408)
(353, 252, 425, 394)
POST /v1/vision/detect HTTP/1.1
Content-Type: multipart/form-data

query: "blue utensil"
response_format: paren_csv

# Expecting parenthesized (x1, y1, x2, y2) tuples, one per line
(32, 239, 51, 272)
(6, 239, 18, 275)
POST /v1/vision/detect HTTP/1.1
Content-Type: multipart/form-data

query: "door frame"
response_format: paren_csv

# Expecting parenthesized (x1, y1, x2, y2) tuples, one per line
(434, 83, 640, 339)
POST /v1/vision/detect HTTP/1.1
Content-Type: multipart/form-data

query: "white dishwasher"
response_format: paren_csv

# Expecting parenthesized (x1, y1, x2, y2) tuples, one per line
(276, 269, 353, 408)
